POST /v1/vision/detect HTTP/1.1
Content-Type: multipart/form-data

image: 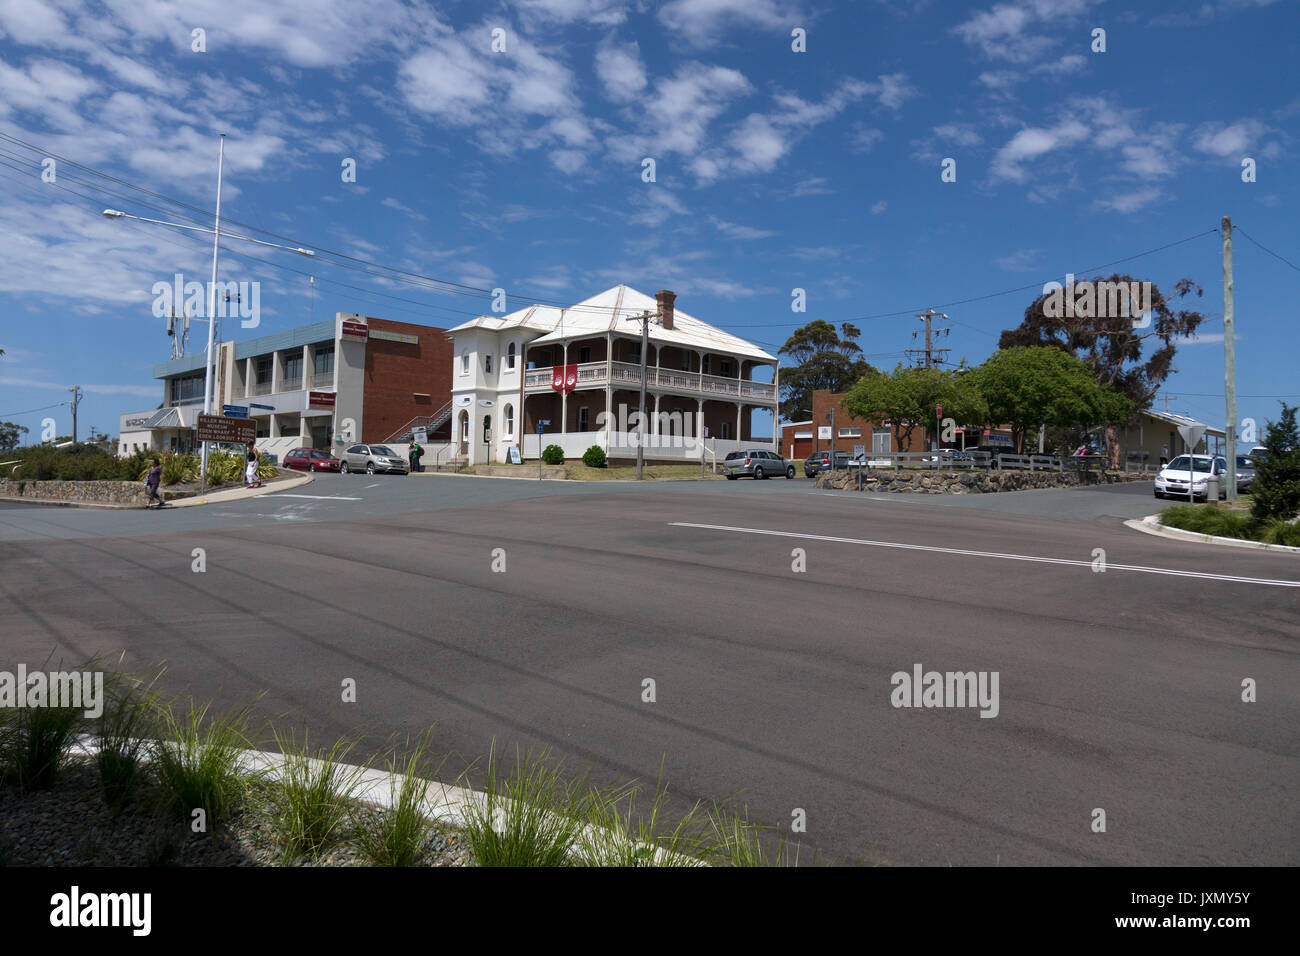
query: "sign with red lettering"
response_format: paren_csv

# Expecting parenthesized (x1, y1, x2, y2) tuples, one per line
(341, 320, 368, 340)
(307, 391, 335, 409)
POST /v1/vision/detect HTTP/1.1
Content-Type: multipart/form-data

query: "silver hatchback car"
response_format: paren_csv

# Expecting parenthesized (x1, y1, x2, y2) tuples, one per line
(340, 444, 409, 475)
(722, 449, 796, 480)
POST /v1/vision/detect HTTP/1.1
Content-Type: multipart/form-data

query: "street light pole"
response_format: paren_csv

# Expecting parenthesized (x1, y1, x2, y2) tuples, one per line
(199, 134, 226, 482)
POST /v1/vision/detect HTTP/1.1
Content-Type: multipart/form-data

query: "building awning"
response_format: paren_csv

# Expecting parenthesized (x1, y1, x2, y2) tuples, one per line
(144, 407, 187, 429)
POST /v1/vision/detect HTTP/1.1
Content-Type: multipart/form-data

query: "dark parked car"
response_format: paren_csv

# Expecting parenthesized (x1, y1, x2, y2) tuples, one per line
(804, 450, 851, 477)
(283, 448, 341, 473)
(722, 449, 796, 479)
(1234, 454, 1256, 491)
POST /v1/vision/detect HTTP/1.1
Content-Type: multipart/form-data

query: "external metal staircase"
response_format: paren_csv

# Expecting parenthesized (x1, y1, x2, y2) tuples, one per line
(385, 400, 453, 442)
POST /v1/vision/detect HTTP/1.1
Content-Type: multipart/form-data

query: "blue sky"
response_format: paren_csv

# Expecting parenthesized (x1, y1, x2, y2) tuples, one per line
(0, 0, 1296, 443)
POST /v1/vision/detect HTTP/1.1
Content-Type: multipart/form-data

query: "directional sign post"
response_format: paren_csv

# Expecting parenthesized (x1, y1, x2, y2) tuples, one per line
(1176, 423, 1208, 503)
(537, 420, 551, 481)
(222, 404, 248, 419)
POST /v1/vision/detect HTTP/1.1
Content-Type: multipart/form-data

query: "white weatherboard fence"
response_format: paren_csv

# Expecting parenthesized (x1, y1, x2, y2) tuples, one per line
(522, 432, 772, 462)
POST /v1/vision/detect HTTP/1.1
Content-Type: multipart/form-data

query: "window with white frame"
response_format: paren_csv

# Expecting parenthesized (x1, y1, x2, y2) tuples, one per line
(504, 403, 514, 435)
(839, 427, 861, 438)
(507, 342, 516, 370)
(461, 350, 469, 374)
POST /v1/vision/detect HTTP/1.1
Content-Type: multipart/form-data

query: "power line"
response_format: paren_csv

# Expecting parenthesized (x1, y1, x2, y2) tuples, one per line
(1233, 225, 1300, 273)
(0, 401, 70, 418)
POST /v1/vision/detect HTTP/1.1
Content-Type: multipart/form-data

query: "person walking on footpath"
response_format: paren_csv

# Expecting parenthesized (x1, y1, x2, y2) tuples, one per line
(144, 457, 166, 508)
(409, 439, 423, 473)
(245, 440, 261, 488)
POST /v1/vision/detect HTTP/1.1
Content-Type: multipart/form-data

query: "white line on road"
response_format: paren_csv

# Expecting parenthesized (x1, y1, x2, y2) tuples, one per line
(669, 522, 1300, 588)
(272, 494, 363, 501)
(364, 483, 380, 489)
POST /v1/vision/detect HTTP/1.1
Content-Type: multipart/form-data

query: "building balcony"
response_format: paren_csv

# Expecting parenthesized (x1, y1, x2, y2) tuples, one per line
(281, 376, 303, 392)
(522, 361, 776, 403)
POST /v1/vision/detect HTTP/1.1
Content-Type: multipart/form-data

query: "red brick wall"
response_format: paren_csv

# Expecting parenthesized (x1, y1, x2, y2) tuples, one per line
(361, 318, 453, 442)
(809, 390, 928, 454)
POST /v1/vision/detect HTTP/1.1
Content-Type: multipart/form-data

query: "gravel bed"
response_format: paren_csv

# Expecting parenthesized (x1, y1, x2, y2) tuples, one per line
(0, 756, 476, 867)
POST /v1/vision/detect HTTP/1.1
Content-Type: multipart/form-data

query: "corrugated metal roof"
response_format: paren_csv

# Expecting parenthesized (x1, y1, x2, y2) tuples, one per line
(447, 285, 776, 362)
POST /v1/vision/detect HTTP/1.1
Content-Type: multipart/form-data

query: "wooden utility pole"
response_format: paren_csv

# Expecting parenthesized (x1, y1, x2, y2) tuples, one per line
(1222, 216, 1238, 501)
(68, 385, 82, 443)
(906, 308, 951, 368)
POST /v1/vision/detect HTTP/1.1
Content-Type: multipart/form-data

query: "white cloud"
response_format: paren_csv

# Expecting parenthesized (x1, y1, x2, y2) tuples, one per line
(851, 126, 885, 153)
(953, 0, 1094, 63)
(1192, 120, 1266, 158)
(1095, 187, 1164, 213)
(628, 187, 689, 227)
(658, 0, 794, 45)
(995, 248, 1041, 271)
(515, 0, 631, 26)
(594, 40, 647, 102)
(933, 122, 983, 147)
(710, 216, 776, 240)
(791, 177, 831, 197)
(871, 200, 887, 214)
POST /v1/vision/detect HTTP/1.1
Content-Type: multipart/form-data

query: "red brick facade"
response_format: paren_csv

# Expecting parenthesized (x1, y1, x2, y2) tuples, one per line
(361, 317, 454, 442)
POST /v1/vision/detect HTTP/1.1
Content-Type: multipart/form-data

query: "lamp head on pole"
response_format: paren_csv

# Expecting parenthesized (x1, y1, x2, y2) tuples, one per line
(102, 209, 125, 219)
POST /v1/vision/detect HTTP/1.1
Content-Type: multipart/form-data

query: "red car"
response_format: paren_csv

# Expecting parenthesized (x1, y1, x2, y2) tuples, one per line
(283, 448, 341, 473)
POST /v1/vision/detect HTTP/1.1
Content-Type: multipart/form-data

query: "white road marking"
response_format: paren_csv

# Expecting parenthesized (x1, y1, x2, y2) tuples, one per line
(365, 483, 380, 489)
(272, 494, 363, 501)
(809, 492, 902, 502)
(669, 521, 1300, 588)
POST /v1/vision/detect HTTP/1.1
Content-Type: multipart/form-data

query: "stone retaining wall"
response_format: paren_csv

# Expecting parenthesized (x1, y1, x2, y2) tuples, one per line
(815, 468, 1151, 494)
(0, 478, 166, 506)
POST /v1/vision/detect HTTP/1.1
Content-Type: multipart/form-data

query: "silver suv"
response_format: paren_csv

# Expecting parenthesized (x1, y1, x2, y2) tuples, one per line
(722, 449, 796, 480)
(340, 444, 408, 475)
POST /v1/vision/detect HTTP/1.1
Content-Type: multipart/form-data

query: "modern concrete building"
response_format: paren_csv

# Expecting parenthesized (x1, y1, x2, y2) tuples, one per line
(118, 312, 453, 457)
(445, 286, 780, 465)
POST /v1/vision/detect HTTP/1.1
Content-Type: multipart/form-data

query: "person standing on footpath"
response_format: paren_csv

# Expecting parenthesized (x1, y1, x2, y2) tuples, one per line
(245, 440, 261, 488)
(409, 440, 423, 473)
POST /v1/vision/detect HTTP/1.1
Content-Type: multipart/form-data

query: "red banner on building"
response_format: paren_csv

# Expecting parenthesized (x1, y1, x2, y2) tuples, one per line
(550, 364, 578, 395)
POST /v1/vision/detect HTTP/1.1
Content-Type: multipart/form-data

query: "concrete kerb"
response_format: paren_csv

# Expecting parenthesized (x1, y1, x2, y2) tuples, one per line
(1125, 514, 1300, 554)
(165, 472, 314, 508)
(66, 735, 702, 866)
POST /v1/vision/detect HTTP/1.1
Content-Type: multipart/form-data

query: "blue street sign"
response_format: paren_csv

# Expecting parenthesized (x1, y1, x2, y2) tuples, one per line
(538, 419, 550, 436)
(222, 405, 249, 418)
(248, 403, 274, 411)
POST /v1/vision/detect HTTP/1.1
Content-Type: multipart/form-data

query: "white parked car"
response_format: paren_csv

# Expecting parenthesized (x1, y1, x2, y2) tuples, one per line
(1154, 454, 1227, 501)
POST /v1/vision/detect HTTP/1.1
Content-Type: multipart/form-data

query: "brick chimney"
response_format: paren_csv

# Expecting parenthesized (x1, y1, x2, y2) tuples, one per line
(656, 289, 676, 330)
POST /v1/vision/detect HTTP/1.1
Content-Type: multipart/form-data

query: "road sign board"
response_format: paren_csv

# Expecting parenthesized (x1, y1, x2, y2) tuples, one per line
(853, 443, 866, 461)
(1177, 423, 1207, 453)
(248, 402, 274, 411)
(221, 405, 248, 418)
(196, 414, 256, 444)
(412, 427, 428, 444)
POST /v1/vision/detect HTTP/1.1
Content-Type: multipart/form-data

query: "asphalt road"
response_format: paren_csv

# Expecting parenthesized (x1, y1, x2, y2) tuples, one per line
(2, 473, 1296, 865)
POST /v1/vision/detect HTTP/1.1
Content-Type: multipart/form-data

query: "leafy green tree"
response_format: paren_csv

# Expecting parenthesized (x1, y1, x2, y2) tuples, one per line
(0, 421, 28, 451)
(778, 320, 878, 421)
(843, 364, 988, 452)
(969, 347, 1132, 453)
(999, 274, 1206, 466)
(1249, 404, 1300, 523)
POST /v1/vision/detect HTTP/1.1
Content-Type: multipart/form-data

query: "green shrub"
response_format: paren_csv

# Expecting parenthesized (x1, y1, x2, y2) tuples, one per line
(542, 444, 565, 466)
(10, 443, 144, 481)
(573, 765, 710, 867)
(0, 698, 83, 790)
(153, 698, 263, 830)
(1250, 404, 1300, 524)
(1159, 505, 1257, 540)
(94, 665, 164, 812)
(269, 730, 368, 864)
(1261, 519, 1300, 547)
(459, 744, 597, 867)
(355, 730, 445, 867)
(581, 445, 607, 468)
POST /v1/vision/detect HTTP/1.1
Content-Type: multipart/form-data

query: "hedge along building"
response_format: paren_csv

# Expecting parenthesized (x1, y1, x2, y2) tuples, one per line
(445, 286, 780, 465)
(117, 312, 453, 457)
